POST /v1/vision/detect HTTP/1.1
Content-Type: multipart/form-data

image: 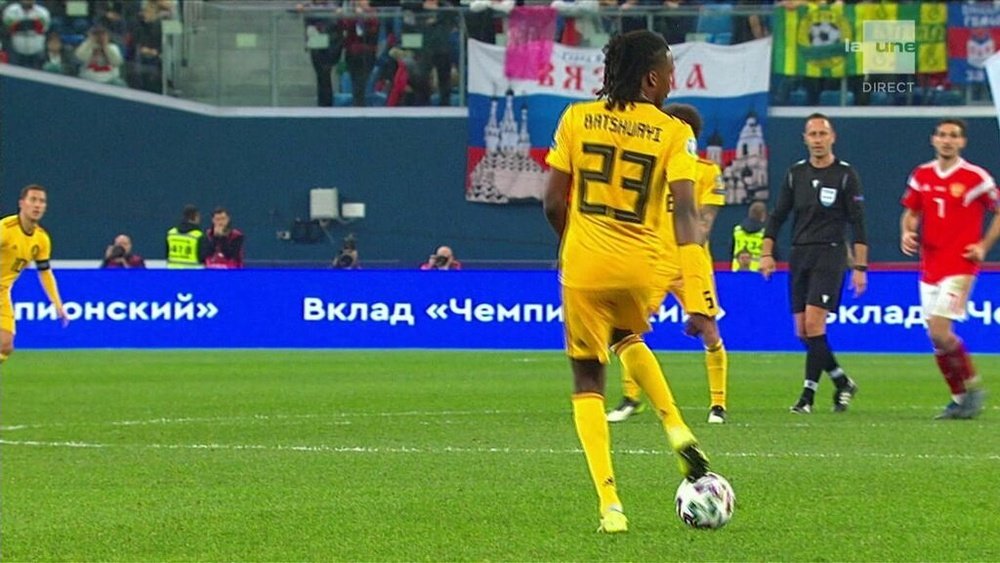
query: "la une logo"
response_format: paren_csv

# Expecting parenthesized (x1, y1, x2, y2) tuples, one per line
(843, 40, 916, 53)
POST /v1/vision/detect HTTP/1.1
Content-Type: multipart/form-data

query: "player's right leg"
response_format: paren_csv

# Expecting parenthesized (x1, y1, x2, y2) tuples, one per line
(676, 268, 728, 423)
(0, 292, 16, 363)
(798, 255, 857, 413)
(923, 276, 983, 419)
(562, 286, 626, 532)
(605, 348, 645, 423)
(788, 252, 816, 413)
(608, 286, 709, 481)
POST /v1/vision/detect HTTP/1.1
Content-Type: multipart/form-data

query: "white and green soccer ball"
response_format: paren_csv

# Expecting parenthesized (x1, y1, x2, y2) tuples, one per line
(675, 472, 735, 530)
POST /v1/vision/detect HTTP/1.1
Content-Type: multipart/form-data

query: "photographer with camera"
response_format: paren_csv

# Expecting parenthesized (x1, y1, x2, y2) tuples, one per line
(333, 234, 360, 269)
(102, 234, 146, 269)
(420, 245, 462, 270)
(74, 24, 125, 85)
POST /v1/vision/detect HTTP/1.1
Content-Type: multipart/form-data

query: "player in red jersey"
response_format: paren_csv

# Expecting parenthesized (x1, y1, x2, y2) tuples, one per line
(900, 118, 1000, 419)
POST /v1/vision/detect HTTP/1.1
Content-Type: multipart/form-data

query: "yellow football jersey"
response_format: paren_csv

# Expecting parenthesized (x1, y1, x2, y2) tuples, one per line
(696, 158, 725, 208)
(0, 214, 53, 292)
(546, 100, 698, 289)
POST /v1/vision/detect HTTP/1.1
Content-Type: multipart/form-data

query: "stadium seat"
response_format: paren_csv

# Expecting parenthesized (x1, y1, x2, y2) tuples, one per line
(787, 88, 809, 106)
(697, 4, 733, 45)
(869, 91, 892, 106)
(368, 92, 387, 107)
(333, 93, 353, 107)
(933, 90, 963, 106)
(429, 92, 460, 106)
(818, 90, 854, 106)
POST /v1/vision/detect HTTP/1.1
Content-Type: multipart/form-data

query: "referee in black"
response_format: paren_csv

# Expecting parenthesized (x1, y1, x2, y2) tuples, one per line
(760, 113, 868, 414)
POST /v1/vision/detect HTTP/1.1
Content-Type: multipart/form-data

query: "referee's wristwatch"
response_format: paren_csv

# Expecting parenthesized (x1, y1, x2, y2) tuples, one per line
(853, 265, 868, 272)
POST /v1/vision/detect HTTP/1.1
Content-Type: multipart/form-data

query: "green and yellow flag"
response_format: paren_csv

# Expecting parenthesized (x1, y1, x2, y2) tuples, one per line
(773, 2, 947, 77)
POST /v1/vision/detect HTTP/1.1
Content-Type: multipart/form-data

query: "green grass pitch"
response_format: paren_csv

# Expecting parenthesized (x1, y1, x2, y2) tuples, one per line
(1, 350, 997, 561)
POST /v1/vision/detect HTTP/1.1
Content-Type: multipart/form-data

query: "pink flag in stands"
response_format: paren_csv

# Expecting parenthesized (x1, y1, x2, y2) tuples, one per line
(504, 6, 556, 80)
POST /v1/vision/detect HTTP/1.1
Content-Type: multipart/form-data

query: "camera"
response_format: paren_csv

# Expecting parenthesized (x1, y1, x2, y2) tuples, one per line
(109, 245, 127, 259)
(334, 234, 358, 269)
(335, 252, 356, 269)
(433, 255, 449, 267)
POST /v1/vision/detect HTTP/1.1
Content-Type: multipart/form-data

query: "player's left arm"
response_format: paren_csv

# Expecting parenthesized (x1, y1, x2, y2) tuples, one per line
(964, 209, 1000, 262)
(543, 106, 574, 241)
(544, 168, 571, 240)
(962, 177, 1000, 262)
(845, 167, 868, 296)
(35, 239, 68, 326)
(700, 204, 720, 240)
(697, 163, 725, 239)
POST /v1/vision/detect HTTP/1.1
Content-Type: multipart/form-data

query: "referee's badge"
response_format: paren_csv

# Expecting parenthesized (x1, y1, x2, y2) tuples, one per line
(819, 186, 837, 206)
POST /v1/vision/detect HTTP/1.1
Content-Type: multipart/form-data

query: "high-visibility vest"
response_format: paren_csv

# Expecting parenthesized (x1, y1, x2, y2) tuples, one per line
(166, 227, 203, 268)
(731, 225, 765, 272)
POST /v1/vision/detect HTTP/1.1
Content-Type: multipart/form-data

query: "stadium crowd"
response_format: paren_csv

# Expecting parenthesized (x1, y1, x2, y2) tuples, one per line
(4, 1, 990, 107)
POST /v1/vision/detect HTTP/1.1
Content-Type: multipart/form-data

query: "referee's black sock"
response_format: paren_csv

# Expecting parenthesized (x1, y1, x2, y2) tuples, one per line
(811, 334, 849, 388)
(803, 336, 829, 403)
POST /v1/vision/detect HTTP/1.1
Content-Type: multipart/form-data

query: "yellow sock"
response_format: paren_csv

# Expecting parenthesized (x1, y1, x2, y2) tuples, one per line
(572, 392, 621, 514)
(620, 363, 642, 402)
(0, 353, 7, 364)
(615, 336, 692, 450)
(706, 339, 727, 409)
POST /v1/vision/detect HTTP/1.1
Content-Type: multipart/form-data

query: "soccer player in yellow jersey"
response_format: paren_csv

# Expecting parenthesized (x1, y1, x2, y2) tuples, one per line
(543, 30, 710, 534)
(607, 103, 730, 425)
(0, 185, 68, 363)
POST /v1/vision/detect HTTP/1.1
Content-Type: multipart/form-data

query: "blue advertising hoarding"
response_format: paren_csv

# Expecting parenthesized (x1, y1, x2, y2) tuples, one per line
(9, 270, 1000, 352)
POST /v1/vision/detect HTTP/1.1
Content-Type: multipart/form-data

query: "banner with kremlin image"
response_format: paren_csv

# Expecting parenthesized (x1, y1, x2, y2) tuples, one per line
(466, 37, 772, 206)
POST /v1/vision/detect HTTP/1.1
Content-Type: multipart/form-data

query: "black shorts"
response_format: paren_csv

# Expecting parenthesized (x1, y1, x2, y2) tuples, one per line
(789, 244, 847, 314)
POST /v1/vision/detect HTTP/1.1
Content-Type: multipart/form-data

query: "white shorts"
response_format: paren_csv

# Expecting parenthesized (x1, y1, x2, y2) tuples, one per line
(919, 275, 975, 321)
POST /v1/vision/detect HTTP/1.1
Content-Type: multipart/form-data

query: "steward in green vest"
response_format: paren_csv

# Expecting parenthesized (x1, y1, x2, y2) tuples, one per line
(731, 201, 768, 272)
(166, 204, 209, 268)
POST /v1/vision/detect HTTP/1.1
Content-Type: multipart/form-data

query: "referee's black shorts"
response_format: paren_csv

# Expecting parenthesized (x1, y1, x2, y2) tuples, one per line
(789, 244, 847, 314)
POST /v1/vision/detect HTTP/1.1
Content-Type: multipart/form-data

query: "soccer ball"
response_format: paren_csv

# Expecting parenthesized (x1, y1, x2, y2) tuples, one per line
(808, 21, 842, 47)
(675, 472, 735, 529)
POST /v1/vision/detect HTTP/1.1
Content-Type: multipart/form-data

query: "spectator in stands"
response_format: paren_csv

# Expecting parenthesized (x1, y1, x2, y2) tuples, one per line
(732, 0, 769, 44)
(102, 234, 146, 268)
(465, 0, 512, 44)
(3, 0, 51, 69)
(333, 234, 360, 269)
(132, 0, 176, 93)
(421, 245, 462, 270)
(404, 0, 458, 106)
(94, 1, 132, 47)
(731, 200, 768, 272)
(341, 0, 379, 106)
(297, 0, 345, 107)
(652, 1, 698, 46)
(74, 23, 125, 85)
(166, 204, 210, 268)
(42, 32, 74, 75)
(205, 207, 245, 269)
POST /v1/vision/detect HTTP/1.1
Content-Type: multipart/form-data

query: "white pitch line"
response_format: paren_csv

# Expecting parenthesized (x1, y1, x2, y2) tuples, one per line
(2, 405, 997, 434)
(0, 410, 518, 432)
(1, 439, 998, 461)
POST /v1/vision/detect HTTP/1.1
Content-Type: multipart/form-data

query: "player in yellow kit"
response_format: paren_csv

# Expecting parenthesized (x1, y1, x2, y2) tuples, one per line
(543, 30, 710, 534)
(607, 103, 731, 424)
(0, 185, 68, 363)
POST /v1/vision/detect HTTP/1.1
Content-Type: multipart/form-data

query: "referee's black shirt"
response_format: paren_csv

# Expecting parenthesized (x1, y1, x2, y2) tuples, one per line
(764, 158, 868, 247)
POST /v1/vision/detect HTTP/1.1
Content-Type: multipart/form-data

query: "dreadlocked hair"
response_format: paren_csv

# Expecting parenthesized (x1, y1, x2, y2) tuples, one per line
(597, 30, 669, 111)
